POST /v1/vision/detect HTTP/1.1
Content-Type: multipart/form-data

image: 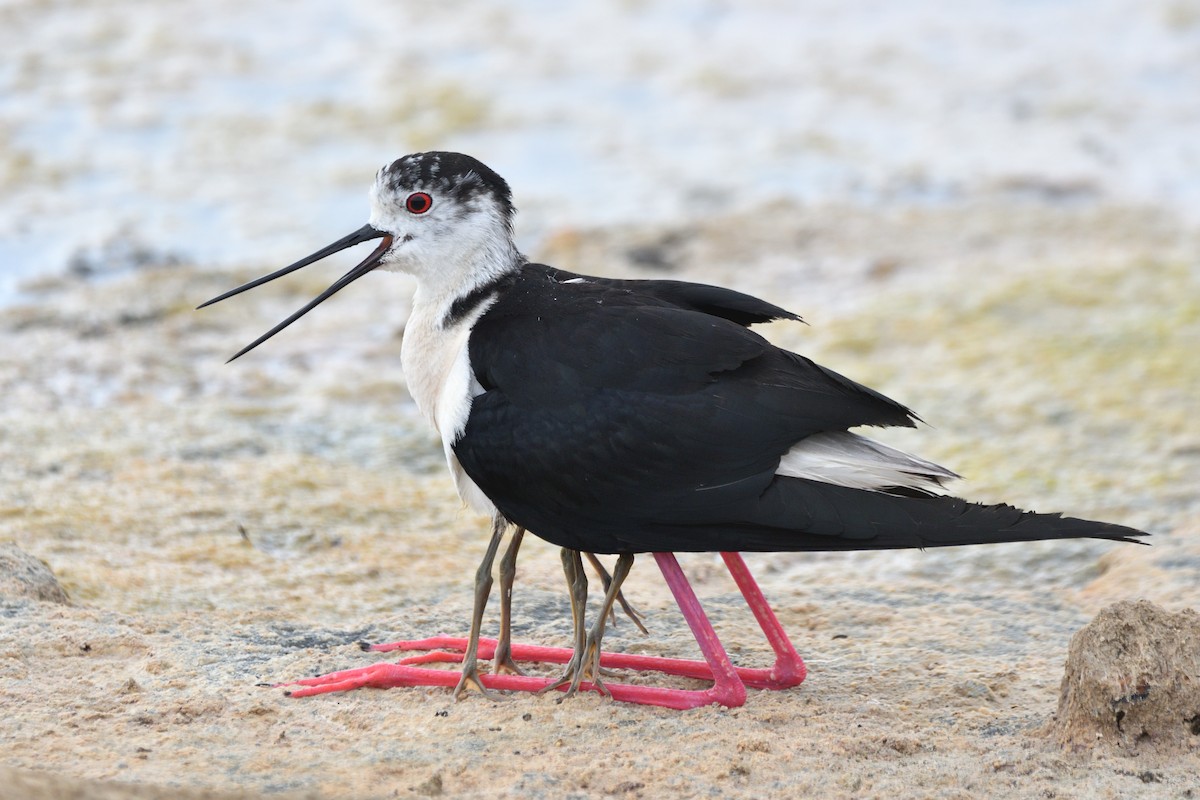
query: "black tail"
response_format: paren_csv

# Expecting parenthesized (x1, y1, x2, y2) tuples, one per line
(644, 477, 1148, 553)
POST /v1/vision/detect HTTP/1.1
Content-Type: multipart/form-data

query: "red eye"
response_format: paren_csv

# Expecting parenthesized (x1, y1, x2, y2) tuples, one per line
(405, 192, 432, 214)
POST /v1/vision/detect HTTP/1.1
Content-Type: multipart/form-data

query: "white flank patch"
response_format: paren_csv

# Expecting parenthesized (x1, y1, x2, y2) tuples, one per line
(447, 451, 496, 515)
(776, 431, 958, 494)
(439, 334, 497, 515)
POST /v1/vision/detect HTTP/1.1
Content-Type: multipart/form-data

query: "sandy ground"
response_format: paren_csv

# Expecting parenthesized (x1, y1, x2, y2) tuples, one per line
(2, 200, 1199, 799)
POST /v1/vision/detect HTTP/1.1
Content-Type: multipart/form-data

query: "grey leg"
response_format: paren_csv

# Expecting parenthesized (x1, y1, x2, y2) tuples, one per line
(452, 515, 507, 700)
(493, 526, 526, 675)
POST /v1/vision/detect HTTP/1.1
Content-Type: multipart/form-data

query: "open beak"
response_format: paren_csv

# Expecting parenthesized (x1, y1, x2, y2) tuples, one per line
(197, 224, 392, 362)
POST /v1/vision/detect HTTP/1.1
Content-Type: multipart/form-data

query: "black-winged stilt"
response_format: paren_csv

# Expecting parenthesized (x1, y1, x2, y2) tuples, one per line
(199, 151, 1147, 709)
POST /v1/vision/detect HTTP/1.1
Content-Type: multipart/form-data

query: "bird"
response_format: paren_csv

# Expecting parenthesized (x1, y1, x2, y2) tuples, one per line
(198, 151, 1148, 709)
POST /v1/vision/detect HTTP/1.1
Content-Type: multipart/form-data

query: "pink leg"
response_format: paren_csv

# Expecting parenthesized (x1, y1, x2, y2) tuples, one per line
(718, 552, 806, 689)
(281, 659, 726, 710)
(281, 660, 674, 705)
(383, 636, 762, 685)
(648, 552, 746, 707)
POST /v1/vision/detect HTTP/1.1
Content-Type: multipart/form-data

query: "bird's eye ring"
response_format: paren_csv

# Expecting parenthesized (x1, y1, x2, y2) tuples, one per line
(405, 192, 432, 214)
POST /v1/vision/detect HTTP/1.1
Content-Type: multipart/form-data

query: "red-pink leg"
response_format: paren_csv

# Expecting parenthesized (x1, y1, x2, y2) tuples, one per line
(381, 636, 745, 683)
(650, 552, 746, 707)
(281, 661, 733, 710)
(281, 566, 746, 711)
(374, 554, 805, 691)
(719, 552, 806, 689)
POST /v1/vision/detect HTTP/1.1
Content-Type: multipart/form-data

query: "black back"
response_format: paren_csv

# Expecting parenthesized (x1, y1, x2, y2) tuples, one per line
(454, 269, 943, 552)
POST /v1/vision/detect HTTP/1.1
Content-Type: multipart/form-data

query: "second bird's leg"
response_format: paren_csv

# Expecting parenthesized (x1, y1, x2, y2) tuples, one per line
(539, 548, 590, 698)
(585, 552, 648, 634)
(370, 541, 646, 678)
(576, 553, 636, 695)
(452, 515, 508, 700)
(493, 526, 526, 675)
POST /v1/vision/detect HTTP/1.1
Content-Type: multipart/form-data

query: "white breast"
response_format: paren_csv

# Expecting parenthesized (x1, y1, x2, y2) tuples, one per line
(401, 298, 497, 515)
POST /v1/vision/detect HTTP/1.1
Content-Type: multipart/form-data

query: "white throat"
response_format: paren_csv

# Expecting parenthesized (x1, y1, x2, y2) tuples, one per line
(401, 289, 492, 438)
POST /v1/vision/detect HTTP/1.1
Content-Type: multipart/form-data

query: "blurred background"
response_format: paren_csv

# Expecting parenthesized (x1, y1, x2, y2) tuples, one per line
(3, 2, 1200, 795)
(3, 0, 1199, 299)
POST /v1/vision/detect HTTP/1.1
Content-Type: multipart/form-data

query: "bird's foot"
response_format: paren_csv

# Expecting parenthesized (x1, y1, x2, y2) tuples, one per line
(537, 642, 611, 700)
(616, 596, 650, 635)
(582, 629, 608, 688)
(451, 652, 503, 701)
(491, 637, 526, 676)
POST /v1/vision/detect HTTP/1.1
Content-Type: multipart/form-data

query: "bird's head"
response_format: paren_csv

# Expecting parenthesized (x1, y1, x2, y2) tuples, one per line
(367, 151, 517, 279)
(198, 151, 520, 361)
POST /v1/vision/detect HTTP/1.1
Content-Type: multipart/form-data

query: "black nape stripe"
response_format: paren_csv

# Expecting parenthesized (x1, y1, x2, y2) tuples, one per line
(443, 271, 519, 328)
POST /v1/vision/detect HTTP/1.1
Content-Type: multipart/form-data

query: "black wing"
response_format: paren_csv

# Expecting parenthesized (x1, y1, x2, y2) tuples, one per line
(456, 269, 1147, 553)
(534, 264, 802, 327)
(456, 270, 916, 551)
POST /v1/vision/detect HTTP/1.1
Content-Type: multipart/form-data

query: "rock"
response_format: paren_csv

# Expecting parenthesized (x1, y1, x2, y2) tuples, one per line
(0, 542, 70, 604)
(412, 772, 444, 797)
(1052, 599, 1200, 751)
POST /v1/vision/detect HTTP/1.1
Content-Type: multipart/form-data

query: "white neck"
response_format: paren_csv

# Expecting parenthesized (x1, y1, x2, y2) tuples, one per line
(410, 237, 520, 331)
(398, 242, 513, 517)
(399, 224, 520, 431)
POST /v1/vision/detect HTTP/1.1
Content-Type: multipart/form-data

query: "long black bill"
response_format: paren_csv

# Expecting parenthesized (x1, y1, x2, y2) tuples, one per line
(196, 224, 391, 363)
